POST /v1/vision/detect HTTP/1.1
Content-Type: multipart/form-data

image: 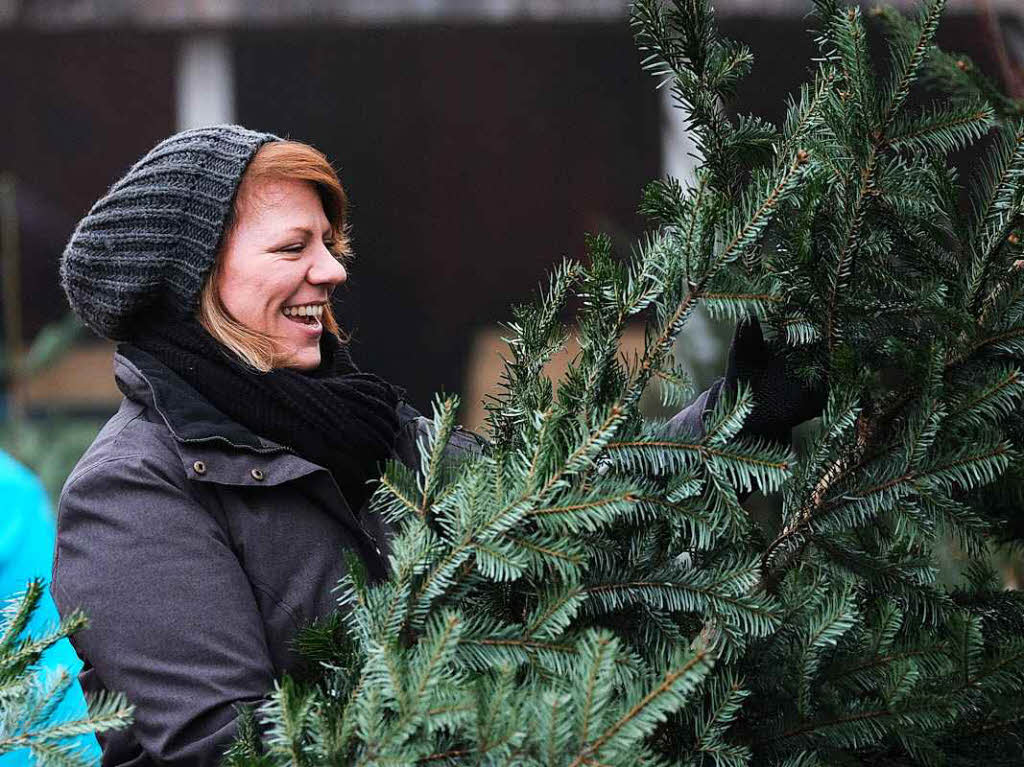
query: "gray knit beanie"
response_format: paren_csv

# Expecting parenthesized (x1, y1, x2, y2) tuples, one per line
(60, 124, 281, 340)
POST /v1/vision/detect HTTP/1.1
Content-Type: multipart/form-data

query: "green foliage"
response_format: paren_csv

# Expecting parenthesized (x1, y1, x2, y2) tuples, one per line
(0, 314, 83, 384)
(230, 0, 1024, 764)
(0, 416, 109, 504)
(1, 313, 102, 504)
(0, 580, 132, 766)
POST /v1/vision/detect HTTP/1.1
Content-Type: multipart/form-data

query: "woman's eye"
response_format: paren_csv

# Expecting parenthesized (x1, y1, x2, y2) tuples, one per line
(281, 240, 333, 253)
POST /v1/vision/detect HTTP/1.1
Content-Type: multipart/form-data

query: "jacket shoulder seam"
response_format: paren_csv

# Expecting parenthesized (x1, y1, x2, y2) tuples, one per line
(67, 410, 186, 488)
(64, 453, 149, 489)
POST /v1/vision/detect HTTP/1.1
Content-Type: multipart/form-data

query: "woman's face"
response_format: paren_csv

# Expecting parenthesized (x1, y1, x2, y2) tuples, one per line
(216, 176, 347, 371)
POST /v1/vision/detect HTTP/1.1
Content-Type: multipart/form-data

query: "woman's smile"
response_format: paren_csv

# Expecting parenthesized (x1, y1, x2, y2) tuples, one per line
(280, 301, 326, 336)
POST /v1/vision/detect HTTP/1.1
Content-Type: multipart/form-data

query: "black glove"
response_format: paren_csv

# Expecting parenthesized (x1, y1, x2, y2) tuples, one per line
(715, 317, 827, 445)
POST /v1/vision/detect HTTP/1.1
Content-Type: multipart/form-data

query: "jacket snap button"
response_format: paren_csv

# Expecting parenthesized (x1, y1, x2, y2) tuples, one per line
(193, 461, 206, 475)
(250, 468, 265, 481)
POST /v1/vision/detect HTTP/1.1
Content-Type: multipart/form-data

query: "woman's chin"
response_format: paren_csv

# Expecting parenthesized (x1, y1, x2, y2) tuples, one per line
(275, 317, 324, 370)
(279, 345, 321, 371)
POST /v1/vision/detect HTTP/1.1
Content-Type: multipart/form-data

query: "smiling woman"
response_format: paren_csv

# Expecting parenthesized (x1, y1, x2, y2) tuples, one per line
(199, 142, 349, 371)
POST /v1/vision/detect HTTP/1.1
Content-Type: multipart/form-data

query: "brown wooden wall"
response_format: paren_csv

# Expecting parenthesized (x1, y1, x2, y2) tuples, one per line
(0, 31, 177, 344)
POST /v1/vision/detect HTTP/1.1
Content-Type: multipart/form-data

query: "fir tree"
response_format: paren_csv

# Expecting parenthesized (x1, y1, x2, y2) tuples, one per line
(224, 0, 1024, 763)
(0, 580, 132, 766)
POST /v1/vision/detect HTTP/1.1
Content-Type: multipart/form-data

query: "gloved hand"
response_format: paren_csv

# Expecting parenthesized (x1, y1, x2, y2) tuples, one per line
(714, 316, 827, 445)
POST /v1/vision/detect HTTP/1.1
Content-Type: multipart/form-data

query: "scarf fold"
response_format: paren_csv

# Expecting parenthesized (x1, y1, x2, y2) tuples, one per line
(122, 317, 402, 511)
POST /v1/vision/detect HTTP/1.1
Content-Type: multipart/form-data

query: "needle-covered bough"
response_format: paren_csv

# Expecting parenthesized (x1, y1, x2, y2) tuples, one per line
(223, 1, 1024, 763)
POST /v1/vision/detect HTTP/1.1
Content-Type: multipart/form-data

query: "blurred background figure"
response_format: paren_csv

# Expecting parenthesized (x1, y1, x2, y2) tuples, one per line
(0, 449, 100, 764)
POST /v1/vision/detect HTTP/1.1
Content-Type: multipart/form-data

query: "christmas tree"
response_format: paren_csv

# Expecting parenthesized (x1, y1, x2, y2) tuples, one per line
(0, 580, 131, 766)
(230, 0, 1024, 763)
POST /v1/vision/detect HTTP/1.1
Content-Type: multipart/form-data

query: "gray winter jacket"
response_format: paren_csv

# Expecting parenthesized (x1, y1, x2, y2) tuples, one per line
(50, 349, 715, 766)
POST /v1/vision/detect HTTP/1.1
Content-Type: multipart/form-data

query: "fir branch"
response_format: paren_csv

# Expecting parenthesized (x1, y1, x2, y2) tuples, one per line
(410, 413, 636, 620)
(524, 588, 585, 639)
(718, 152, 812, 268)
(604, 439, 789, 475)
(527, 492, 640, 532)
(785, 443, 1008, 545)
(702, 380, 754, 447)
(0, 690, 133, 754)
(418, 396, 460, 515)
(831, 642, 951, 688)
(577, 632, 617, 747)
(375, 467, 422, 522)
(624, 149, 809, 412)
(798, 588, 858, 716)
(825, 146, 879, 357)
(569, 644, 713, 767)
(416, 747, 472, 763)
(880, 0, 946, 134)
(634, 495, 718, 549)
(969, 119, 1024, 315)
(583, 558, 780, 638)
(652, 364, 696, 409)
(963, 642, 1024, 691)
(524, 407, 558, 494)
(409, 613, 463, 709)
(0, 580, 44, 653)
(886, 101, 995, 155)
(778, 65, 839, 159)
(757, 702, 944, 748)
(681, 171, 712, 277)
(502, 532, 586, 573)
(829, 4, 875, 127)
(971, 119, 1024, 239)
(465, 637, 575, 654)
(958, 326, 1024, 363)
(692, 671, 751, 763)
(702, 292, 784, 327)
(943, 365, 1024, 432)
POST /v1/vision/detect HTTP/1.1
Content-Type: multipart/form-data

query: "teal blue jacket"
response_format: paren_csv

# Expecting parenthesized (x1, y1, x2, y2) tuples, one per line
(0, 450, 101, 765)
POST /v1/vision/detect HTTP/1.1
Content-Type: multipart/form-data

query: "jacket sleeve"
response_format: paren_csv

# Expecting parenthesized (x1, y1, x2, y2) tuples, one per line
(662, 378, 723, 440)
(51, 451, 274, 766)
(393, 402, 487, 472)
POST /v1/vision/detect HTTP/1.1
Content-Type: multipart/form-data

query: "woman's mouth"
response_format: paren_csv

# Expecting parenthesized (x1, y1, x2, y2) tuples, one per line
(281, 303, 324, 332)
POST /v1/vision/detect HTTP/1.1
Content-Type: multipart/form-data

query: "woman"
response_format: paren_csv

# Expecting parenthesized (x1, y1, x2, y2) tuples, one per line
(51, 125, 818, 766)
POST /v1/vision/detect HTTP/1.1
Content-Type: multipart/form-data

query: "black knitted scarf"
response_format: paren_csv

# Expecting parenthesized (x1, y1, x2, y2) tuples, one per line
(123, 317, 402, 511)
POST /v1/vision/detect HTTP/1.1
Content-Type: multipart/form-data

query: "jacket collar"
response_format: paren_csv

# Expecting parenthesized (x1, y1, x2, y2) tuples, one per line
(113, 347, 373, 494)
(113, 346, 287, 454)
(111, 345, 418, 497)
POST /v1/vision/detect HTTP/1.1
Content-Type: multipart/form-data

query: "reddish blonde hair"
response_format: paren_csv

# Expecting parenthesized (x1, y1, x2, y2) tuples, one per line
(198, 140, 351, 371)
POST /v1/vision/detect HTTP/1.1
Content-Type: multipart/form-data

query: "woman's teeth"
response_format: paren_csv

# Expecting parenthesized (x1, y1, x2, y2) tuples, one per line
(282, 303, 324, 326)
(282, 304, 324, 318)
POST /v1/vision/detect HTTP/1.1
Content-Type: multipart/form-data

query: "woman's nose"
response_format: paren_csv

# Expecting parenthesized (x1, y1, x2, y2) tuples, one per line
(308, 243, 347, 286)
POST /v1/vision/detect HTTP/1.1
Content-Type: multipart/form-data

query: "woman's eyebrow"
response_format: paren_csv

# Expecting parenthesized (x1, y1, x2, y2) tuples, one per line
(280, 225, 333, 237)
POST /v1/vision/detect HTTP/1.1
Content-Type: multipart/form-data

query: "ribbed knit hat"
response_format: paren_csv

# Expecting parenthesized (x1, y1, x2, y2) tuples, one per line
(60, 124, 281, 340)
